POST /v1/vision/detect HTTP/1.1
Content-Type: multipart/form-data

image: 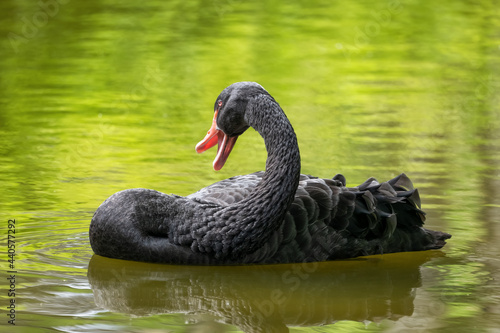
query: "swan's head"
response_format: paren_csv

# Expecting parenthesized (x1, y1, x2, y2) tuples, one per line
(195, 82, 269, 171)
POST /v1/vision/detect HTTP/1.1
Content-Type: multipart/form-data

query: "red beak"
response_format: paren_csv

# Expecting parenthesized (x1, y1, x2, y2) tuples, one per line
(195, 110, 238, 171)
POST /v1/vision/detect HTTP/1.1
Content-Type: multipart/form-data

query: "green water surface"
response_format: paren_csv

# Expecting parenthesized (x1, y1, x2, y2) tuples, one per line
(1, 0, 499, 332)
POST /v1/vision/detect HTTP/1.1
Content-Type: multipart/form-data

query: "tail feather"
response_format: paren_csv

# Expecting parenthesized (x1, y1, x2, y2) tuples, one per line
(332, 173, 450, 252)
(424, 229, 452, 250)
(388, 173, 414, 191)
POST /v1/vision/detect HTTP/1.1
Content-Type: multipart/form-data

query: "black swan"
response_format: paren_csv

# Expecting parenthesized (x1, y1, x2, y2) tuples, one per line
(89, 81, 450, 264)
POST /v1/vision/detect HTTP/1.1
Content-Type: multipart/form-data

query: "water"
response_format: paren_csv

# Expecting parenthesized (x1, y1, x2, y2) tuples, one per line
(1, 0, 499, 332)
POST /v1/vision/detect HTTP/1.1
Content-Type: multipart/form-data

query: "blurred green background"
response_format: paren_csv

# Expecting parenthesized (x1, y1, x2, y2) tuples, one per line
(0, 0, 499, 332)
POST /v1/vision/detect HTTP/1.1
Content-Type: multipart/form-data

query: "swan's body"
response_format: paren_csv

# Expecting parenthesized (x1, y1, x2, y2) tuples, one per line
(89, 82, 450, 264)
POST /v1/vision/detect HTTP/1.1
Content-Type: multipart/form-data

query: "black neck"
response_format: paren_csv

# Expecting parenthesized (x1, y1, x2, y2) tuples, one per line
(207, 94, 301, 259)
(246, 94, 301, 223)
(171, 94, 301, 262)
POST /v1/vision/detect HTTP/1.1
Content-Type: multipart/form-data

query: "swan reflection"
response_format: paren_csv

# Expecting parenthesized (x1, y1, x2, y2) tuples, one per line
(88, 251, 443, 332)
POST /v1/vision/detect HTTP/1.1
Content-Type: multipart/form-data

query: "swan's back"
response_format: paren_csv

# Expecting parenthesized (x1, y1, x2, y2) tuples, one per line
(188, 172, 264, 205)
(187, 172, 450, 264)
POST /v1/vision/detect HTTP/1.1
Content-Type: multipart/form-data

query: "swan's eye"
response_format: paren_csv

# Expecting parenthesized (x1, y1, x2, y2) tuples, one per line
(218, 101, 223, 109)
